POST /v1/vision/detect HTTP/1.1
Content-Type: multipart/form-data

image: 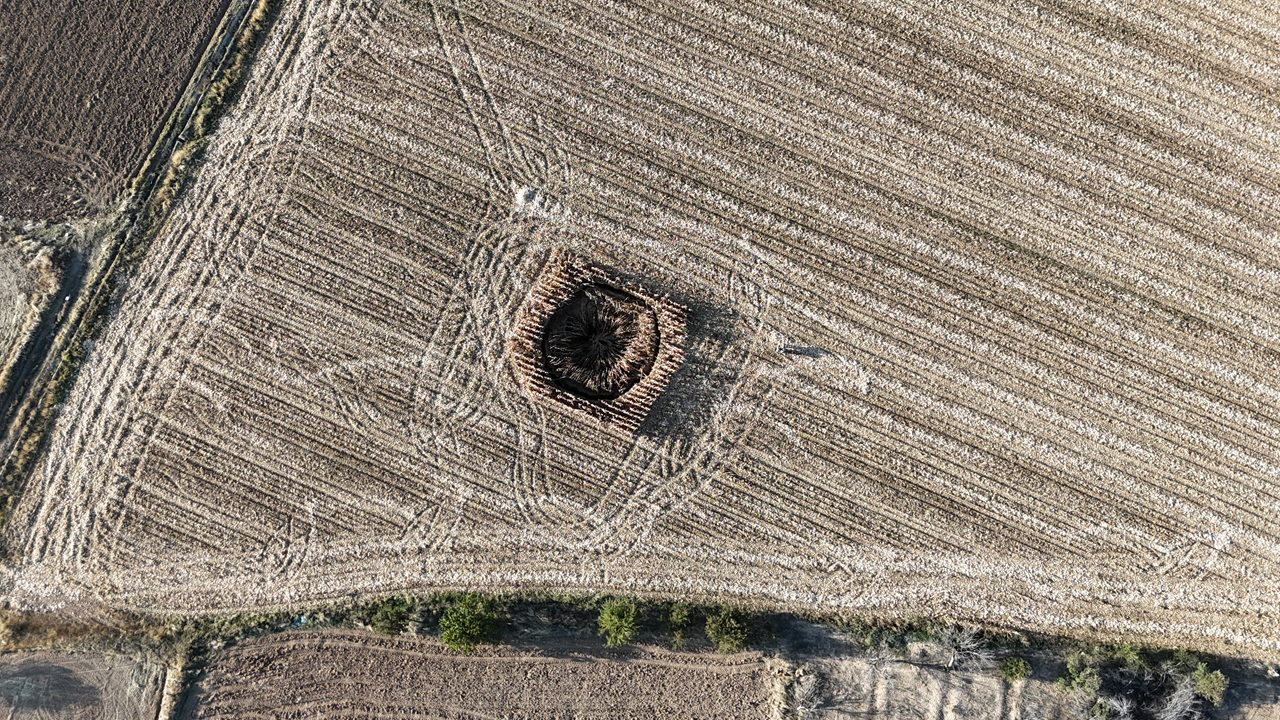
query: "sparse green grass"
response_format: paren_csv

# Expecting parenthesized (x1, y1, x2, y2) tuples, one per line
(667, 602, 690, 649)
(1107, 643, 1147, 671)
(1057, 652, 1102, 697)
(1191, 662, 1229, 706)
(365, 596, 413, 636)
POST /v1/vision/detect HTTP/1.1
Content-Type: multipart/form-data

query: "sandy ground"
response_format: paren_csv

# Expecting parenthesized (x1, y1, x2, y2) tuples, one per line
(7, 0, 1280, 660)
(179, 629, 778, 719)
(0, 650, 163, 720)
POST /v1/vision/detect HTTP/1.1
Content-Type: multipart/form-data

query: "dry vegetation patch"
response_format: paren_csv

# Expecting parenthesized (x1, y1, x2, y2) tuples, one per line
(0, 224, 66, 399)
(7, 0, 1280, 660)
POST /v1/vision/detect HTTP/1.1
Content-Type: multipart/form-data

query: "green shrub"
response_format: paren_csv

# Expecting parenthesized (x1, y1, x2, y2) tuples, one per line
(1109, 644, 1146, 670)
(366, 596, 413, 636)
(705, 607, 747, 654)
(1058, 652, 1101, 697)
(1191, 662, 1228, 706)
(439, 594, 496, 653)
(597, 598, 638, 648)
(1169, 649, 1199, 674)
(668, 603, 690, 649)
(998, 656, 1032, 682)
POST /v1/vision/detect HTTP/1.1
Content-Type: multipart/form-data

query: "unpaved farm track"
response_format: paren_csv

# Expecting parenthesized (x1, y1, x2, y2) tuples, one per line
(9, 0, 1280, 656)
(0, 0, 231, 221)
(179, 630, 775, 719)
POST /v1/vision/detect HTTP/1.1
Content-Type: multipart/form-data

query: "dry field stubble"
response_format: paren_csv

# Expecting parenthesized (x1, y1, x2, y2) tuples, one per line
(179, 630, 776, 719)
(7, 0, 1280, 656)
(0, 0, 230, 221)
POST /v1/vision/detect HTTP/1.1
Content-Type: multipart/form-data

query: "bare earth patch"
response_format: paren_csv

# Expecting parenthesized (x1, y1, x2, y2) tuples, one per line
(7, 0, 1280, 659)
(0, 650, 163, 720)
(179, 629, 776, 719)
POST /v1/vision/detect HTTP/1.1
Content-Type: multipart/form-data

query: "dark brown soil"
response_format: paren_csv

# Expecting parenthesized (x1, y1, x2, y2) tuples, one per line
(0, 0, 230, 222)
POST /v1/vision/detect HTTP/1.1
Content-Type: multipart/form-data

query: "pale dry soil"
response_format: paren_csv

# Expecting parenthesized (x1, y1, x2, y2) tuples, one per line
(8, 0, 1280, 659)
(0, 649, 164, 720)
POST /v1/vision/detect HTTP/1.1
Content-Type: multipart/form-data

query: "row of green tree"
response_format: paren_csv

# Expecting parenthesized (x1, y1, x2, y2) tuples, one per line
(361, 594, 751, 654)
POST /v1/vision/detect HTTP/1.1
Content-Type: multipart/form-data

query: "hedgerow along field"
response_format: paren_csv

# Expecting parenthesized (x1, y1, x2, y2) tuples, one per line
(8, 0, 1280, 659)
(0, 0, 230, 221)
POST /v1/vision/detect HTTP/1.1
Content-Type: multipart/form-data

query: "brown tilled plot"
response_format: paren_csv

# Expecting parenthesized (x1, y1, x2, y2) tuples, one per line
(0, 0, 230, 221)
(179, 630, 775, 719)
(9, 0, 1280, 656)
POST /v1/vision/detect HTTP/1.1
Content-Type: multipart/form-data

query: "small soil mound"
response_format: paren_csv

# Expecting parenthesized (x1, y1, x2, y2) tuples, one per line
(541, 284, 659, 400)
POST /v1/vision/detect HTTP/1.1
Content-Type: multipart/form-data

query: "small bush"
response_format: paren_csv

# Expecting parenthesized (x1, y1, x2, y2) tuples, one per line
(1191, 662, 1228, 706)
(366, 596, 413, 636)
(1058, 652, 1102, 698)
(597, 598, 638, 648)
(1157, 676, 1200, 720)
(668, 603, 690, 649)
(999, 656, 1033, 682)
(439, 594, 496, 653)
(705, 607, 747, 654)
(1109, 644, 1147, 671)
(1169, 649, 1199, 675)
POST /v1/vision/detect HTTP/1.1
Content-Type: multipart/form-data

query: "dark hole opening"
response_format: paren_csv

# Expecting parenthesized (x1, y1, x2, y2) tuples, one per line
(541, 284, 660, 400)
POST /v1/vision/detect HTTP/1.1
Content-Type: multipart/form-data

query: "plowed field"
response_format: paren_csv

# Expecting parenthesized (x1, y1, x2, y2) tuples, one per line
(179, 630, 775, 719)
(0, 0, 229, 221)
(9, 0, 1280, 655)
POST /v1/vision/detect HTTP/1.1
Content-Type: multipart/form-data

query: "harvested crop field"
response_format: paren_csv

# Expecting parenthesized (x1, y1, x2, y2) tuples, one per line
(0, 0, 230, 221)
(9, 0, 1280, 656)
(0, 650, 164, 719)
(178, 630, 776, 719)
